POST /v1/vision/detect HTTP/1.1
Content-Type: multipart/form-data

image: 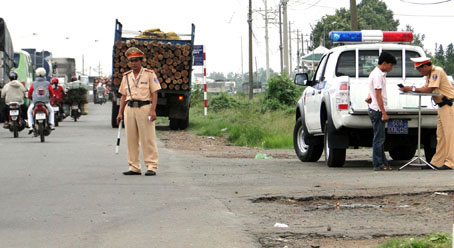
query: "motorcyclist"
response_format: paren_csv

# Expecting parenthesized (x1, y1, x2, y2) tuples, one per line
(27, 67, 56, 133)
(50, 77, 66, 105)
(1, 71, 27, 128)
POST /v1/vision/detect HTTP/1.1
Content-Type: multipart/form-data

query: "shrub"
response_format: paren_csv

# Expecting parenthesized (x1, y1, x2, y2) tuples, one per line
(263, 74, 301, 110)
(209, 92, 239, 112)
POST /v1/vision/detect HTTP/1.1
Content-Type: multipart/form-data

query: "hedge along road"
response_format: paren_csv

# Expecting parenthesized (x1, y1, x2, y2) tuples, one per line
(0, 103, 452, 247)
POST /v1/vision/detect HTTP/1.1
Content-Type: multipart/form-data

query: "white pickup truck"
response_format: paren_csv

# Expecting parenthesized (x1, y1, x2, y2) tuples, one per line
(293, 31, 438, 167)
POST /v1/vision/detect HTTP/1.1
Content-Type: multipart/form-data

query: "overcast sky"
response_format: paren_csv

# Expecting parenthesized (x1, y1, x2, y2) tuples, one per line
(1, 0, 454, 76)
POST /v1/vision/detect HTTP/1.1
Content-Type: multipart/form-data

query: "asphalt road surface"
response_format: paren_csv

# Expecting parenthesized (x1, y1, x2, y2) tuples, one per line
(0, 103, 452, 248)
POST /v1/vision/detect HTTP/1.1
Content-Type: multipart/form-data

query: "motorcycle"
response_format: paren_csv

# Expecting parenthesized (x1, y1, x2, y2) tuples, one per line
(51, 99, 65, 127)
(97, 91, 106, 105)
(6, 102, 26, 138)
(70, 102, 81, 122)
(32, 101, 52, 142)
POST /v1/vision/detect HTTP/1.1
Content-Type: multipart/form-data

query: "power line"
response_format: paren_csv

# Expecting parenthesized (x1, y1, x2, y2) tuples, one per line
(395, 13, 454, 17)
(400, 0, 452, 4)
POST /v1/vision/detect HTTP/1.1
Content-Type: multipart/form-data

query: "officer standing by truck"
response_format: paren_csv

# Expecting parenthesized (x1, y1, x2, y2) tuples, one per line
(400, 57, 454, 170)
(116, 47, 161, 176)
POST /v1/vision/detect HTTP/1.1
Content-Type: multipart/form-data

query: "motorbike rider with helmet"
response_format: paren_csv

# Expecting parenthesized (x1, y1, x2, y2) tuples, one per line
(27, 67, 56, 133)
(1, 71, 27, 128)
(51, 77, 66, 104)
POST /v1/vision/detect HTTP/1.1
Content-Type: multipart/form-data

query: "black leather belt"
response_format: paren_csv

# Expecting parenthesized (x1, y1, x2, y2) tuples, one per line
(437, 98, 454, 108)
(127, 100, 151, 108)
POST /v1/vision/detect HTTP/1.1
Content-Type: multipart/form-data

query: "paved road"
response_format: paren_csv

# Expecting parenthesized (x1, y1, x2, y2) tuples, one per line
(1, 103, 453, 248)
(0, 103, 257, 248)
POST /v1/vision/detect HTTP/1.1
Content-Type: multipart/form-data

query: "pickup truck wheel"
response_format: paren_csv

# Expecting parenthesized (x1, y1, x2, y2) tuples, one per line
(324, 121, 346, 167)
(293, 117, 323, 162)
(389, 145, 416, 160)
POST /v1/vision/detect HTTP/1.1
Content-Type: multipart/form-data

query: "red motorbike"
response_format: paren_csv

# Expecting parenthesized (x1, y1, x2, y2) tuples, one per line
(32, 101, 52, 142)
(5, 102, 26, 138)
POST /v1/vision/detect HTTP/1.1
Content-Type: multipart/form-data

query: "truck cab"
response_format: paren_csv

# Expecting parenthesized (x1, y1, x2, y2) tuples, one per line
(293, 31, 437, 167)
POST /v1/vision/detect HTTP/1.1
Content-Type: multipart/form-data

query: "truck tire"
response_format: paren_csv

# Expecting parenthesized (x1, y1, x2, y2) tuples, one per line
(293, 117, 323, 162)
(111, 102, 119, 128)
(178, 116, 189, 130)
(169, 118, 179, 130)
(324, 120, 346, 167)
(389, 145, 416, 160)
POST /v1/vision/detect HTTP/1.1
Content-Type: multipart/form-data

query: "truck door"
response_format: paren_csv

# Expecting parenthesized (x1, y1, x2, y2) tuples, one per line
(306, 53, 330, 133)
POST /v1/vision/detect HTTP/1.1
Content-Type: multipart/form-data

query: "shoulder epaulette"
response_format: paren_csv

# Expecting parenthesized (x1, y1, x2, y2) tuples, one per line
(123, 70, 132, 75)
(145, 68, 155, 73)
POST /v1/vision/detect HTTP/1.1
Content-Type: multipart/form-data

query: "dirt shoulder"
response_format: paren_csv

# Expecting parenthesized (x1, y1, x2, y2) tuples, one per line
(158, 129, 297, 160)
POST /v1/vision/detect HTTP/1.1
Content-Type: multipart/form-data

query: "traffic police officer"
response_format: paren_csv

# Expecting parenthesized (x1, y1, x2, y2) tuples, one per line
(401, 57, 454, 170)
(116, 47, 161, 176)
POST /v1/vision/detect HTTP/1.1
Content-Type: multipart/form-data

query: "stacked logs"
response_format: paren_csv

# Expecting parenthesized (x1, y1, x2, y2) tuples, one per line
(112, 39, 191, 91)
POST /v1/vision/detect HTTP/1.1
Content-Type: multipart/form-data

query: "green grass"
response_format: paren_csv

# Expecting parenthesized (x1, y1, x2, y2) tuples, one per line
(378, 233, 452, 248)
(188, 95, 294, 149)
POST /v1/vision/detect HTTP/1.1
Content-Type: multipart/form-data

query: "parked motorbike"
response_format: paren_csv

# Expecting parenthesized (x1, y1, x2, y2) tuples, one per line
(70, 102, 81, 122)
(32, 101, 52, 142)
(6, 102, 26, 138)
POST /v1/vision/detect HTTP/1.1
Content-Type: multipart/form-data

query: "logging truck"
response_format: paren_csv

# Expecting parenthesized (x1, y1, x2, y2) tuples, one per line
(110, 19, 195, 130)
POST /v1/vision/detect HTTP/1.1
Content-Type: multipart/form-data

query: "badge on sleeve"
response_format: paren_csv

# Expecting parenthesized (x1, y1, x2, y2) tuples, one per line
(432, 74, 438, 81)
(154, 77, 160, 84)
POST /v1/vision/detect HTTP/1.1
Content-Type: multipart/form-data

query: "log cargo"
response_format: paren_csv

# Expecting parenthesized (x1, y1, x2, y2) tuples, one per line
(112, 39, 191, 91)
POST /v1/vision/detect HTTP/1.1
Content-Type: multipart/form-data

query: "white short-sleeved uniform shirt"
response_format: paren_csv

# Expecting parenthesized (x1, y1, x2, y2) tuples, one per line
(368, 66, 387, 112)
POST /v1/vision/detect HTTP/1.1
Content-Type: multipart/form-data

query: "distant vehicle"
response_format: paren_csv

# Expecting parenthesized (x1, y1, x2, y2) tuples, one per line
(12, 50, 34, 89)
(22, 49, 53, 80)
(50, 57, 76, 84)
(0, 18, 16, 123)
(293, 30, 438, 167)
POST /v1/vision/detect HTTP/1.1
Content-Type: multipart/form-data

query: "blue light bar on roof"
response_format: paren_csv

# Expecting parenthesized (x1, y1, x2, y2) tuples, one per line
(329, 31, 361, 42)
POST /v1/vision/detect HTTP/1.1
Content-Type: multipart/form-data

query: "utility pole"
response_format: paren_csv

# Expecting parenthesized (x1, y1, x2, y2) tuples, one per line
(264, 0, 270, 82)
(282, 0, 289, 75)
(240, 36, 244, 76)
(289, 21, 293, 77)
(248, 0, 253, 99)
(279, 4, 283, 73)
(350, 0, 358, 31)
(297, 29, 300, 73)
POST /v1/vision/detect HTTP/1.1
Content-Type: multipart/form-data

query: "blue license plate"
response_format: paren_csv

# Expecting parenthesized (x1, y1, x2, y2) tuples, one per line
(388, 119, 408, 134)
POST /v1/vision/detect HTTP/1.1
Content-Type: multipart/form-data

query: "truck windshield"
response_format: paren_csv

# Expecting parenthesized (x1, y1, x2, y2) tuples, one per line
(336, 50, 422, 78)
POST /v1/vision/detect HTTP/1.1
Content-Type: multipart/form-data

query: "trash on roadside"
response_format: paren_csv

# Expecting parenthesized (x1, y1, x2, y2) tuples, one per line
(255, 153, 273, 159)
(208, 136, 216, 140)
(434, 192, 448, 196)
(274, 223, 289, 228)
(221, 128, 228, 132)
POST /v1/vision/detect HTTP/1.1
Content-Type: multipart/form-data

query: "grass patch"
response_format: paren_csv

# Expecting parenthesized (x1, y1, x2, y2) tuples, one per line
(378, 233, 452, 248)
(188, 94, 294, 149)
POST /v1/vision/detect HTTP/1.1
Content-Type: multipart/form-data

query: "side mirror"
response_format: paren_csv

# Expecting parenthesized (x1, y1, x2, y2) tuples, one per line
(294, 73, 311, 86)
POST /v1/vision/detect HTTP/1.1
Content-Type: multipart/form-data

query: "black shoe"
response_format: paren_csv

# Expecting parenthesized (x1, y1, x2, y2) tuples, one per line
(438, 165, 453, 170)
(144, 170, 156, 176)
(123, 170, 141, 175)
(421, 165, 433, 170)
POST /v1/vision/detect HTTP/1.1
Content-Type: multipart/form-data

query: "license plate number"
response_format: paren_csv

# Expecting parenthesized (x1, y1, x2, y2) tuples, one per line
(72, 105, 79, 110)
(53, 106, 59, 111)
(388, 119, 408, 134)
(36, 113, 46, 120)
(9, 110, 19, 116)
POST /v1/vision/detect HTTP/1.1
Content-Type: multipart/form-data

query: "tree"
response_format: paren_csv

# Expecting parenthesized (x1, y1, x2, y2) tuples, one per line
(445, 43, 454, 75)
(311, 0, 399, 49)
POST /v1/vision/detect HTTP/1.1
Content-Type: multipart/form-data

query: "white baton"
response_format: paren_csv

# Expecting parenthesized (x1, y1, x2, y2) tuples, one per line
(115, 120, 122, 154)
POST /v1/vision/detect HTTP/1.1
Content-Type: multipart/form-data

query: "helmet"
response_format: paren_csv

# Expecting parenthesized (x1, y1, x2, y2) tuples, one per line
(35, 67, 47, 77)
(8, 71, 18, 80)
(71, 76, 77, 82)
(51, 77, 59, 84)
